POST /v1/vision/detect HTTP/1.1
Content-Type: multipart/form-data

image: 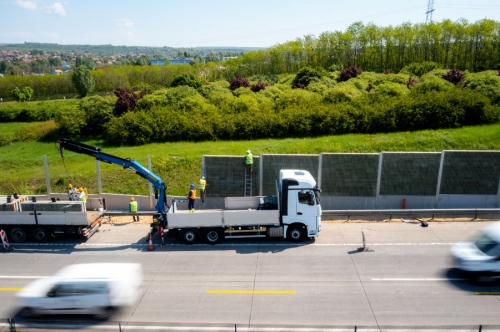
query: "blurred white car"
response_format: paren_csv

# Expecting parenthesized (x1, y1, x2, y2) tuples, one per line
(17, 263, 142, 317)
(451, 222, 500, 283)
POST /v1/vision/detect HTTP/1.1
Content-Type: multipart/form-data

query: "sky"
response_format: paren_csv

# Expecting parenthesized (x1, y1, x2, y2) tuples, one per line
(1, 0, 500, 48)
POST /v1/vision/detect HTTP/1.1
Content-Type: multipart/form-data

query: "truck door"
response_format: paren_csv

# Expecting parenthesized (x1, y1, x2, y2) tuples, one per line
(295, 190, 318, 225)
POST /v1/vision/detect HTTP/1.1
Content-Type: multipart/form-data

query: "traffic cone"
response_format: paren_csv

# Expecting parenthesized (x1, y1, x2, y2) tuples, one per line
(147, 233, 155, 251)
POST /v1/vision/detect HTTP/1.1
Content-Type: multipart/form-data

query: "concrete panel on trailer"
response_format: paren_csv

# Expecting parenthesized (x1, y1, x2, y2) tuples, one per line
(223, 209, 279, 226)
(225, 196, 260, 210)
(0, 212, 36, 225)
(36, 212, 91, 226)
(168, 210, 223, 228)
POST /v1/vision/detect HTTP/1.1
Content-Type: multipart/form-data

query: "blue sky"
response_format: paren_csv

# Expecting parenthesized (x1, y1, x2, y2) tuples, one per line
(1, 0, 499, 48)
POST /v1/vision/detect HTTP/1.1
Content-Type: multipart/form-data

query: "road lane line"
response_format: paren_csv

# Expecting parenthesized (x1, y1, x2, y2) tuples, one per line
(475, 291, 500, 295)
(207, 290, 296, 295)
(0, 276, 47, 279)
(0, 287, 22, 291)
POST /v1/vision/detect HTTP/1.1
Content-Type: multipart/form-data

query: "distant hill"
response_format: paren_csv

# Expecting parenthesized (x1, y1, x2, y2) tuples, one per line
(0, 42, 265, 56)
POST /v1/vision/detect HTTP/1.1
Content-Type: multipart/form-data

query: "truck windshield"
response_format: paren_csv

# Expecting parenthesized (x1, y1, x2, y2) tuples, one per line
(474, 233, 500, 256)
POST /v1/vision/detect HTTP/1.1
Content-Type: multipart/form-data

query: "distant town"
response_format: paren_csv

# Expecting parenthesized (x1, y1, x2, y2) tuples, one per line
(0, 43, 256, 76)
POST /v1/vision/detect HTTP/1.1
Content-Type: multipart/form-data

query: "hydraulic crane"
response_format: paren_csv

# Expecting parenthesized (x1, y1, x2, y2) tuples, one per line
(57, 138, 168, 218)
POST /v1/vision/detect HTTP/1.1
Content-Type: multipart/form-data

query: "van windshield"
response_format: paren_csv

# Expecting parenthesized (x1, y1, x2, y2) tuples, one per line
(474, 233, 500, 255)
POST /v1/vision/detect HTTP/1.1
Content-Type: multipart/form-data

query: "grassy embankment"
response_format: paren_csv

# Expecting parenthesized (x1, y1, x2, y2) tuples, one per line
(1, 122, 500, 196)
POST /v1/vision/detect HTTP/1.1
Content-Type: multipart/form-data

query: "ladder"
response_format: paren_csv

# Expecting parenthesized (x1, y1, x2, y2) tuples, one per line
(244, 171, 252, 197)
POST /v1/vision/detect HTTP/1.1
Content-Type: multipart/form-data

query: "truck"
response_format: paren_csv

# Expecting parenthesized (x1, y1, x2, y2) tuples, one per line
(0, 194, 103, 243)
(56, 138, 322, 245)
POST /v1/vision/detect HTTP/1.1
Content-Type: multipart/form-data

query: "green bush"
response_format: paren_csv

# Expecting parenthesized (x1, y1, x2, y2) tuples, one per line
(13, 120, 58, 142)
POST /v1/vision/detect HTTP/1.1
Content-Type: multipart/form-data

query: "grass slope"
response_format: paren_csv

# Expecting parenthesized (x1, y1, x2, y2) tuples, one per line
(0, 123, 499, 196)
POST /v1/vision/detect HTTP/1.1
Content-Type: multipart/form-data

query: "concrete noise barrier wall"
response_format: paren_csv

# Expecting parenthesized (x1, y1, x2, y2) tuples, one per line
(203, 151, 500, 209)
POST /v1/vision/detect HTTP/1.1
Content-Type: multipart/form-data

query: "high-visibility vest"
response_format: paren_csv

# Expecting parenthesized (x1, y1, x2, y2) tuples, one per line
(199, 179, 206, 190)
(67, 189, 74, 200)
(245, 153, 253, 165)
(129, 201, 138, 212)
(188, 189, 196, 199)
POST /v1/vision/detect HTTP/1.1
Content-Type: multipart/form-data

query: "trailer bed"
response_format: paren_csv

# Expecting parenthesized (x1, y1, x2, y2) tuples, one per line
(167, 209, 280, 228)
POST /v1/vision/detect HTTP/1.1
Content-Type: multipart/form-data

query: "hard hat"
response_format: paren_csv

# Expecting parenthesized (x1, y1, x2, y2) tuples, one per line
(130, 197, 135, 201)
(68, 184, 73, 188)
(190, 184, 195, 189)
(201, 176, 205, 180)
(79, 187, 83, 191)
(246, 150, 251, 154)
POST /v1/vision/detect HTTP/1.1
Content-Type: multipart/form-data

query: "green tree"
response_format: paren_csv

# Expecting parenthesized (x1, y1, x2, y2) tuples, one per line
(71, 65, 95, 98)
(11, 86, 34, 102)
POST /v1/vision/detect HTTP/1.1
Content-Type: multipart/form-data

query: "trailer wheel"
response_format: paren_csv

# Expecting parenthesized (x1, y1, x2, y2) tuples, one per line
(32, 227, 49, 243)
(287, 224, 306, 242)
(10, 228, 27, 243)
(203, 229, 224, 244)
(180, 229, 199, 245)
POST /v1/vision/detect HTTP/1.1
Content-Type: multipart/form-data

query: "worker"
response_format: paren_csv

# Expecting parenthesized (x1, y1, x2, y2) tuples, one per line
(67, 184, 76, 201)
(245, 150, 253, 175)
(129, 197, 140, 222)
(198, 176, 207, 204)
(187, 184, 196, 213)
(78, 187, 87, 203)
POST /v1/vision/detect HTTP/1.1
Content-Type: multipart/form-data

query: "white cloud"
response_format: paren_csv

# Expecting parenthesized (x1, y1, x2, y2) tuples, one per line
(46, 2, 65, 16)
(15, 0, 37, 10)
(115, 19, 134, 28)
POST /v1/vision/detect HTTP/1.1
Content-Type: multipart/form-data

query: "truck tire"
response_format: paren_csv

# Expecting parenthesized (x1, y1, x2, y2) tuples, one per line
(180, 229, 199, 245)
(32, 227, 49, 243)
(287, 224, 306, 242)
(203, 228, 224, 244)
(11, 228, 27, 243)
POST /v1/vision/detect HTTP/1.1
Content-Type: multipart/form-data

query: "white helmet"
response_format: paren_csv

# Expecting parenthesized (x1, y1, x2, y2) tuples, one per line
(246, 150, 251, 154)
(201, 176, 205, 180)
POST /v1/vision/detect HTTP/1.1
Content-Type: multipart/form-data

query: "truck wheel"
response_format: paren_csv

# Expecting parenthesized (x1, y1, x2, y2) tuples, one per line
(203, 229, 223, 244)
(11, 228, 27, 243)
(32, 227, 49, 243)
(180, 229, 199, 245)
(287, 225, 305, 242)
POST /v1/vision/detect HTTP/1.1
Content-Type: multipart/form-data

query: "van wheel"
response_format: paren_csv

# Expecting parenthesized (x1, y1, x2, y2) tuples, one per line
(20, 307, 37, 318)
(96, 307, 115, 320)
(11, 228, 27, 243)
(203, 229, 223, 244)
(32, 227, 49, 243)
(180, 229, 199, 245)
(287, 225, 305, 242)
(474, 272, 497, 285)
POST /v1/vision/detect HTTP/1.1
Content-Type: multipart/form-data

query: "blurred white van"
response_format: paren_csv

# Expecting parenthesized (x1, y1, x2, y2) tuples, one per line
(17, 263, 142, 317)
(451, 222, 500, 283)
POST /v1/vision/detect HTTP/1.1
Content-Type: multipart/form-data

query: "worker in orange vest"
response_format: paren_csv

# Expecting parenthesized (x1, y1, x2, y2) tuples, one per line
(187, 184, 196, 213)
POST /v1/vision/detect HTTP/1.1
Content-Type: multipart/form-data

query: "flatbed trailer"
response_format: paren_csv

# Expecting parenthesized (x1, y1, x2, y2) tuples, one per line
(0, 196, 104, 243)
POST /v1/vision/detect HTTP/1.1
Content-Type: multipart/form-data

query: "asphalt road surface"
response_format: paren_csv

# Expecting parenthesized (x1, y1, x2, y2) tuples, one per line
(1, 220, 500, 332)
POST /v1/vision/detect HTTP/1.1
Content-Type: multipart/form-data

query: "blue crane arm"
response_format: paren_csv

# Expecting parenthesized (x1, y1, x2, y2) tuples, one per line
(57, 138, 168, 213)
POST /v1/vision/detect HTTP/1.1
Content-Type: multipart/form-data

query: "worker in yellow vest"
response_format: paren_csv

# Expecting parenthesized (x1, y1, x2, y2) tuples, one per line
(198, 176, 207, 203)
(245, 150, 253, 175)
(129, 197, 140, 222)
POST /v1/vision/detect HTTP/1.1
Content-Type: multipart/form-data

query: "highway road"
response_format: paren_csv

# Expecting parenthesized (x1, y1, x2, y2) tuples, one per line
(1, 220, 500, 332)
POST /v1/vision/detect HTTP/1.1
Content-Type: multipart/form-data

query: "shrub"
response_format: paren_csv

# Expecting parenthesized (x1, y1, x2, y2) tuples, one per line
(442, 68, 465, 85)
(78, 95, 116, 135)
(400, 61, 440, 77)
(339, 66, 362, 82)
(229, 75, 250, 90)
(292, 67, 322, 87)
(11, 86, 34, 102)
(250, 81, 268, 92)
(13, 120, 58, 142)
(171, 73, 204, 89)
(113, 87, 147, 116)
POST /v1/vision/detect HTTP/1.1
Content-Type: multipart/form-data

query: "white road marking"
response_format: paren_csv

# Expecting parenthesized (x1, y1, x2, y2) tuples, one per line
(0, 276, 47, 279)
